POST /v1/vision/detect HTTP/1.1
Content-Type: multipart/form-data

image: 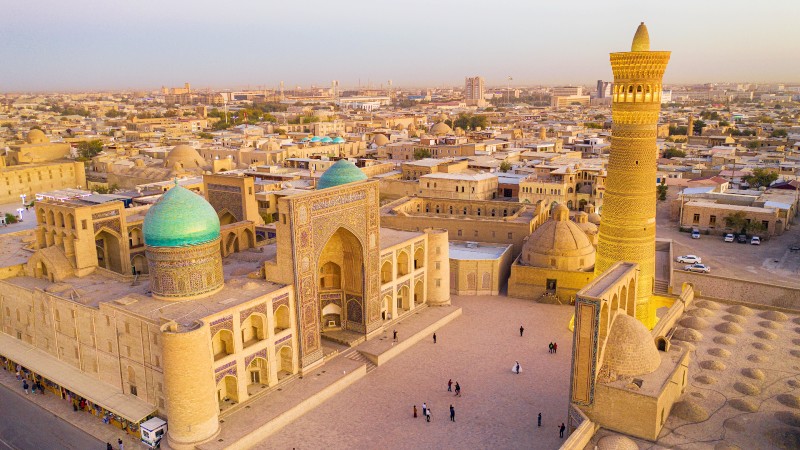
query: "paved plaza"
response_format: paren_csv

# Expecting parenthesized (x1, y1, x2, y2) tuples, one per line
(259, 295, 574, 450)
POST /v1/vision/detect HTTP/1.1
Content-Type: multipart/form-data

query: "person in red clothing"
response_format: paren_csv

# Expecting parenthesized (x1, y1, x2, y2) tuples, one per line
(553, 342, 558, 353)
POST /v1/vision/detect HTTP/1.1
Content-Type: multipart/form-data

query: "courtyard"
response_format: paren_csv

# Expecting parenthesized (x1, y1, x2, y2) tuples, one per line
(258, 295, 574, 450)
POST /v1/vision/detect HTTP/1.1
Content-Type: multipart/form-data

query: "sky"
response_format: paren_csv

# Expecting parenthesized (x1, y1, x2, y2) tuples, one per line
(2, 0, 799, 92)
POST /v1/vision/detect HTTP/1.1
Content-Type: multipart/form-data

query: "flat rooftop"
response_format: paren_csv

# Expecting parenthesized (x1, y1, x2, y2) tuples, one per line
(449, 241, 511, 260)
(379, 227, 423, 250)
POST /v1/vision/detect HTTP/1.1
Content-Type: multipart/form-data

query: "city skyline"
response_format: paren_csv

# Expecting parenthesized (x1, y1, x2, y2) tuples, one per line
(2, 0, 800, 92)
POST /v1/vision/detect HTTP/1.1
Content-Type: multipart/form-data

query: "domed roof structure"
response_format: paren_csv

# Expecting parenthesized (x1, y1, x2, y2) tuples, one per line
(430, 122, 453, 136)
(631, 22, 650, 52)
(26, 129, 48, 144)
(602, 314, 661, 377)
(143, 185, 221, 247)
(320, 136, 333, 143)
(317, 159, 367, 190)
(574, 212, 598, 236)
(332, 136, 345, 144)
(520, 204, 595, 271)
(586, 204, 601, 225)
(165, 145, 205, 169)
(372, 134, 389, 146)
(310, 136, 322, 142)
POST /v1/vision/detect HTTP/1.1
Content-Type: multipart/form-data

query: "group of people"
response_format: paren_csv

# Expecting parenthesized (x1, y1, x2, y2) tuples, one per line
(16, 365, 45, 396)
(412, 379, 462, 423)
(105, 439, 124, 450)
(548, 342, 558, 353)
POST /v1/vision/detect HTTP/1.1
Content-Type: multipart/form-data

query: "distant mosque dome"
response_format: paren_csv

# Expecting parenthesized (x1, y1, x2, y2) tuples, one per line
(26, 129, 48, 144)
(520, 204, 595, 271)
(143, 185, 220, 247)
(165, 144, 205, 169)
(332, 136, 346, 144)
(430, 122, 452, 136)
(320, 136, 333, 143)
(310, 136, 322, 143)
(372, 134, 389, 146)
(317, 159, 367, 190)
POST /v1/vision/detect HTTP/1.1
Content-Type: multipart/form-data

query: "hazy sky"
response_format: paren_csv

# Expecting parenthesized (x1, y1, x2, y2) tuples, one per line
(2, 0, 799, 92)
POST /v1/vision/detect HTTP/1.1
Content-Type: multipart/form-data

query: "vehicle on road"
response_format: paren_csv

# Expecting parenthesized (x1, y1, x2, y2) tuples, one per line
(724, 233, 735, 242)
(676, 254, 702, 264)
(684, 263, 711, 273)
(751, 236, 761, 245)
(691, 229, 701, 239)
(737, 234, 748, 243)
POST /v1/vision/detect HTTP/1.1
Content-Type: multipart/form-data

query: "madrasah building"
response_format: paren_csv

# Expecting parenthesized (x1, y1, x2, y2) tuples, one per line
(0, 159, 451, 448)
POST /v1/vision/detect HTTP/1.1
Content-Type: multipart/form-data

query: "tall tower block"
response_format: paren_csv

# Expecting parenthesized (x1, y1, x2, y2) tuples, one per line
(595, 23, 670, 328)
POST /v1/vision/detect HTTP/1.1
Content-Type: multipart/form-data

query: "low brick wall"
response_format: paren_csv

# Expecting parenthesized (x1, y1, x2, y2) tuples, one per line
(672, 270, 800, 311)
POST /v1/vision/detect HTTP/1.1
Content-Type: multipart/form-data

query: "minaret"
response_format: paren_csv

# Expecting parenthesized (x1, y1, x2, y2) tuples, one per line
(687, 114, 694, 137)
(595, 22, 670, 328)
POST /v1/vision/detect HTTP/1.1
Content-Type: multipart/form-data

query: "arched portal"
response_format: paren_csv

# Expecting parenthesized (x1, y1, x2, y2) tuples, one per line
(131, 254, 148, 275)
(397, 251, 410, 276)
(381, 294, 392, 321)
(397, 285, 410, 313)
(247, 357, 269, 389)
(627, 279, 636, 316)
(413, 247, 424, 270)
(216, 375, 238, 404)
(274, 305, 290, 334)
(599, 303, 609, 341)
(225, 233, 240, 255)
(414, 280, 424, 306)
(219, 211, 236, 226)
(276, 345, 294, 381)
(241, 314, 265, 347)
(212, 329, 234, 361)
(380, 260, 393, 284)
(317, 228, 364, 332)
(95, 230, 122, 274)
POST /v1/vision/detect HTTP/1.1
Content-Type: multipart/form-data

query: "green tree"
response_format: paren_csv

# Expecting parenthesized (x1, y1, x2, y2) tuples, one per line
(724, 211, 748, 233)
(105, 109, 125, 118)
(770, 129, 788, 138)
(413, 149, 432, 160)
(4, 213, 18, 224)
(743, 168, 778, 188)
(693, 119, 706, 136)
(668, 125, 688, 136)
(662, 148, 686, 158)
(657, 179, 668, 201)
(499, 161, 512, 172)
(197, 132, 215, 139)
(94, 184, 119, 194)
(77, 140, 104, 159)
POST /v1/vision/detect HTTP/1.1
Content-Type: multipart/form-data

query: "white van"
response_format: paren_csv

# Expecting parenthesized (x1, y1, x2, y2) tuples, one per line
(140, 417, 167, 449)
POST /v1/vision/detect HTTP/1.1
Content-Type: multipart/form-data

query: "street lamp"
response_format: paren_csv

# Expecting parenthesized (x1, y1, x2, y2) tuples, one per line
(20, 194, 26, 205)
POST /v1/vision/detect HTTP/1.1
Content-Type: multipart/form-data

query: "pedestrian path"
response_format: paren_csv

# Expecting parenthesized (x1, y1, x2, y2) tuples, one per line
(0, 366, 145, 449)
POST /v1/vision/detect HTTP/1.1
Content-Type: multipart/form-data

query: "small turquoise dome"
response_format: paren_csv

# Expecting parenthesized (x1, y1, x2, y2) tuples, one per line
(321, 136, 333, 143)
(333, 137, 345, 143)
(310, 136, 322, 142)
(317, 159, 367, 190)
(301, 137, 310, 142)
(143, 186, 221, 247)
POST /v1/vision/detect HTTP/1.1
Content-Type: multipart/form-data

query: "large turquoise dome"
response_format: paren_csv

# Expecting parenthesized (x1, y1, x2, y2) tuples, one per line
(317, 159, 367, 190)
(143, 186, 221, 247)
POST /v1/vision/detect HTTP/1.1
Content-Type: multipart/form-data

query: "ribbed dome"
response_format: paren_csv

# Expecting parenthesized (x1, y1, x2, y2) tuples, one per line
(372, 134, 389, 146)
(317, 159, 367, 190)
(602, 314, 661, 377)
(144, 186, 220, 247)
(165, 144, 205, 169)
(430, 122, 452, 136)
(631, 22, 650, 52)
(332, 136, 345, 143)
(520, 204, 595, 271)
(26, 129, 48, 144)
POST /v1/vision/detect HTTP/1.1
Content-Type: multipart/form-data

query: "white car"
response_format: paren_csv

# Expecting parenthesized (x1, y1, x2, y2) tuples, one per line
(751, 236, 761, 245)
(684, 263, 711, 273)
(676, 255, 702, 264)
(724, 234, 735, 242)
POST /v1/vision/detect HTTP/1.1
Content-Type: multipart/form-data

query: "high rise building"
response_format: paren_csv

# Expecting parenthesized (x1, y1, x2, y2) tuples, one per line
(596, 80, 613, 98)
(552, 86, 583, 96)
(594, 22, 671, 328)
(464, 76, 486, 107)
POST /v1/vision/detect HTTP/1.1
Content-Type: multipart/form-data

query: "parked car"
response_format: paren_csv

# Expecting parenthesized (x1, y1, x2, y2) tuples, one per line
(691, 229, 701, 239)
(724, 233, 735, 242)
(737, 234, 748, 243)
(684, 263, 711, 273)
(751, 236, 761, 245)
(676, 254, 702, 264)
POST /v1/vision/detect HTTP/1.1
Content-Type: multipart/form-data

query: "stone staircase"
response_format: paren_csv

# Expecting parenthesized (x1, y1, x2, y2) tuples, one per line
(341, 348, 377, 373)
(654, 279, 670, 295)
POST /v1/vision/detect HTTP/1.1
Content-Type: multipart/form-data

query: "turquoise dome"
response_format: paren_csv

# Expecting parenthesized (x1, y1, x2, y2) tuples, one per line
(310, 136, 322, 142)
(321, 136, 333, 143)
(317, 159, 367, 190)
(332, 137, 345, 143)
(143, 186, 221, 247)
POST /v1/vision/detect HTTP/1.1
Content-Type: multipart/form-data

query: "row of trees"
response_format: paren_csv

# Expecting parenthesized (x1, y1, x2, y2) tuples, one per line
(444, 113, 488, 131)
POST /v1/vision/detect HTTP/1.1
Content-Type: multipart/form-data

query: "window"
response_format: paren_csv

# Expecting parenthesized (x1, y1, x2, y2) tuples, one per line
(709, 215, 716, 226)
(130, 385, 138, 396)
(81, 220, 87, 230)
(435, 261, 440, 270)
(435, 279, 441, 287)
(107, 341, 113, 352)
(457, 230, 463, 237)
(474, 230, 479, 237)
(692, 214, 700, 224)
(507, 232, 513, 240)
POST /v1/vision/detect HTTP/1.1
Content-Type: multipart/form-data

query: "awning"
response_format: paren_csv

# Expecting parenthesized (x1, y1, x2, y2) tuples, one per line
(0, 333, 156, 423)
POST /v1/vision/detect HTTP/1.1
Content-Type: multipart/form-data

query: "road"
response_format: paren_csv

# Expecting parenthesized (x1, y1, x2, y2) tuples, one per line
(0, 384, 104, 450)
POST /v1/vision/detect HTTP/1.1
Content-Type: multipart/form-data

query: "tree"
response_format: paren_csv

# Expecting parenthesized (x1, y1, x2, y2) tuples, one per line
(657, 179, 668, 201)
(4, 213, 18, 224)
(94, 184, 119, 194)
(197, 132, 215, 139)
(724, 211, 748, 233)
(743, 168, 778, 188)
(662, 148, 686, 159)
(668, 125, 688, 136)
(413, 149, 432, 160)
(77, 140, 104, 159)
(499, 161, 512, 172)
(105, 109, 125, 118)
(770, 129, 788, 138)
(693, 119, 706, 136)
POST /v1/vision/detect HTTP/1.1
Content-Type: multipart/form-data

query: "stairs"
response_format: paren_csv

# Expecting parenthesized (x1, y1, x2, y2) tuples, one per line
(341, 348, 378, 373)
(654, 279, 670, 295)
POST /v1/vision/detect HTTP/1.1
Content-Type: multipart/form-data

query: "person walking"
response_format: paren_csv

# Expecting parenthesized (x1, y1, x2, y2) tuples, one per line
(22, 380, 29, 394)
(107, 443, 113, 450)
(118, 438, 125, 450)
(422, 402, 427, 417)
(426, 407, 431, 422)
(559, 423, 566, 438)
(433, 333, 437, 344)
(447, 379, 452, 392)
(554, 342, 558, 354)
(455, 382, 461, 397)
(450, 405, 455, 422)
(520, 325, 524, 337)
(548, 342, 554, 354)
(515, 361, 520, 374)
(393, 329, 397, 342)
(538, 412, 542, 427)
(413, 405, 418, 418)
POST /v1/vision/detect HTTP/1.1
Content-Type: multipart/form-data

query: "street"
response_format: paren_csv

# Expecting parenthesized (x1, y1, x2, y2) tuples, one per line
(0, 383, 103, 450)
